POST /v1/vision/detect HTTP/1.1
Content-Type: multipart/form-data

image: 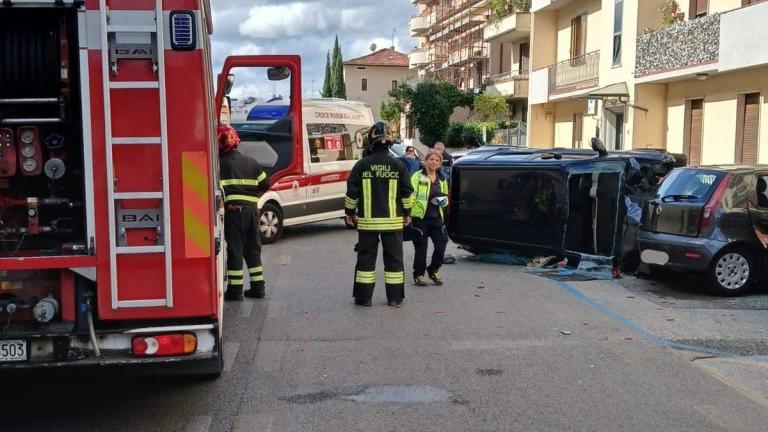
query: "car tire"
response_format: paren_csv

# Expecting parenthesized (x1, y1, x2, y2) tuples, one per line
(707, 247, 755, 296)
(259, 203, 284, 245)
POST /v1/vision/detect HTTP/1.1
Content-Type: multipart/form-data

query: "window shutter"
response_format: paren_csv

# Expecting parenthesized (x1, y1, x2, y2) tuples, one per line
(686, 99, 704, 166)
(519, 42, 530, 74)
(741, 94, 760, 164)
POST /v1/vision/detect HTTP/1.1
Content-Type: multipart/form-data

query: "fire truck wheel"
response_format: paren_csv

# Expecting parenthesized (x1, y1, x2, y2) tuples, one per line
(259, 202, 284, 244)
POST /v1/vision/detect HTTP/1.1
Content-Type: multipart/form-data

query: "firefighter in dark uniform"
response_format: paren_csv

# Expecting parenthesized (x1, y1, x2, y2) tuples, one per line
(345, 122, 413, 307)
(218, 125, 270, 301)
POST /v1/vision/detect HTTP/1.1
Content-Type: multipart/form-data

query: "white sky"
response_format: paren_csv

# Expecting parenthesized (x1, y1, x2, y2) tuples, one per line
(211, 0, 417, 98)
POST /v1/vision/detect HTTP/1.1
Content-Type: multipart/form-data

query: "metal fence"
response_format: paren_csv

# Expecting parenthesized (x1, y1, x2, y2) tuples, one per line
(493, 123, 527, 147)
(548, 50, 600, 95)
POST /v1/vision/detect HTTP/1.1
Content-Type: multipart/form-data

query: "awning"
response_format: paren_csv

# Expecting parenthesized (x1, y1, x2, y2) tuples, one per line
(584, 82, 629, 99)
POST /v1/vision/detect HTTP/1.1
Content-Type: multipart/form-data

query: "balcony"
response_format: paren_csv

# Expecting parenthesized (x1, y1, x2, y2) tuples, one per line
(483, 12, 531, 43)
(548, 50, 599, 96)
(484, 71, 529, 98)
(634, 14, 719, 82)
(443, 46, 488, 68)
(409, 15, 430, 36)
(635, 1, 768, 83)
(409, 48, 430, 68)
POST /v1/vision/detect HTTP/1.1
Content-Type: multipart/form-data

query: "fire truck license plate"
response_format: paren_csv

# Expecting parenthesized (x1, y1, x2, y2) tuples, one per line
(0, 340, 27, 362)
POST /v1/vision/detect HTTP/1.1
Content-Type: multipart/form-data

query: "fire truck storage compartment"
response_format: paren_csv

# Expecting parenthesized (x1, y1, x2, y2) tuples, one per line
(0, 9, 86, 257)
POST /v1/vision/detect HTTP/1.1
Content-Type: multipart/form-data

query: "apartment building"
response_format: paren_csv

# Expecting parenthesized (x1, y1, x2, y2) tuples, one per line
(635, 0, 768, 165)
(527, 0, 768, 165)
(344, 48, 411, 121)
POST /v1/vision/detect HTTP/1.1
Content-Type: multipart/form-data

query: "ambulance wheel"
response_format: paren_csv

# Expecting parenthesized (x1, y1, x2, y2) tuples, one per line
(259, 202, 284, 244)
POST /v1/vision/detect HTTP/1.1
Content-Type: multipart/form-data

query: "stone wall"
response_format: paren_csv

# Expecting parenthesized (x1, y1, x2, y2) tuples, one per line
(635, 14, 720, 77)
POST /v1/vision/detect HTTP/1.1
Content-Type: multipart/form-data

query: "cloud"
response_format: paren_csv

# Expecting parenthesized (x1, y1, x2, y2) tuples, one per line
(238, 3, 373, 39)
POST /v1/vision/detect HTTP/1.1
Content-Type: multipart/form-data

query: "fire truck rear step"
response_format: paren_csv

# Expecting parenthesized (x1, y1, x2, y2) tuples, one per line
(99, 0, 173, 310)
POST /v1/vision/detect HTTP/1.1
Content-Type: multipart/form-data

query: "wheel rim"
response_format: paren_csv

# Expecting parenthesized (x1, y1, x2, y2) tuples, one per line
(715, 252, 750, 290)
(260, 211, 280, 238)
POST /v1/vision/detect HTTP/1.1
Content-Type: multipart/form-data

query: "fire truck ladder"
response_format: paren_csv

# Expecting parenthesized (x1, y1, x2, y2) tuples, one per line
(99, 0, 173, 310)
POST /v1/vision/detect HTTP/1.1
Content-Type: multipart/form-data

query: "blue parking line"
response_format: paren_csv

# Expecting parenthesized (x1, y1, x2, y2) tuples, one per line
(552, 279, 735, 357)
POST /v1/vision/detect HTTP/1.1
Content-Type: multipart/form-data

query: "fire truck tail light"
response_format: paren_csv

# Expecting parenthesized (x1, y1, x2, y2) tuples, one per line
(131, 333, 197, 357)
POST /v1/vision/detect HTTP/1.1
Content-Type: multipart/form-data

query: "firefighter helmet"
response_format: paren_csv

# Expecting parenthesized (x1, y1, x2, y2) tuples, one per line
(368, 121, 392, 149)
(217, 124, 240, 153)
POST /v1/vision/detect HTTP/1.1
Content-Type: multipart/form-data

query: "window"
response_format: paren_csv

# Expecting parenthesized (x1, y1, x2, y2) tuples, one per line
(684, 99, 704, 166)
(519, 42, 530, 74)
(572, 113, 584, 148)
(306, 123, 368, 163)
(392, 80, 398, 90)
(361, 78, 368, 92)
(570, 15, 587, 59)
(756, 175, 768, 208)
(689, 0, 708, 18)
(612, 0, 623, 67)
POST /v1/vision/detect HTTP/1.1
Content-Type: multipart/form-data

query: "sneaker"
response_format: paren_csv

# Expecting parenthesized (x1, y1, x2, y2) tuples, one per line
(428, 272, 443, 285)
(414, 275, 427, 286)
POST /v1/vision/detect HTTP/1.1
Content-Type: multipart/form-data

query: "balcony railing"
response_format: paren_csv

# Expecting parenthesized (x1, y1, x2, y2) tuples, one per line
(548, 50, 599, 95)
(635, 14, 720, 78)
(484, 71, 529, 97)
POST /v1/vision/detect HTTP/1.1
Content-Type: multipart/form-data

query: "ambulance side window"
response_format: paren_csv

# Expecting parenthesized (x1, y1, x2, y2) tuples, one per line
(307, 123, 365, 163)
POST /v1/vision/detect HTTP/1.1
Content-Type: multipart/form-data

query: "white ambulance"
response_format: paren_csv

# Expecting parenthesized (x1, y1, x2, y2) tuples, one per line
(230, 98, 374, 243)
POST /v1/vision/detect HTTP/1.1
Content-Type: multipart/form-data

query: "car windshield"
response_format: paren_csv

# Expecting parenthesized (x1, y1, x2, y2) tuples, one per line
(655, 169, 724, 202)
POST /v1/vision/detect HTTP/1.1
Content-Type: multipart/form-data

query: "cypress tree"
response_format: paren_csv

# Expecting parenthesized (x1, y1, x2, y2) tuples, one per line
(331, 35, 347, 99)
(321, 51, 332, 98)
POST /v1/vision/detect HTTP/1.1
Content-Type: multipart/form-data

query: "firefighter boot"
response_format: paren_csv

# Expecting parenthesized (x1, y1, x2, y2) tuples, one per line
(225, 286, 244, 301)
(244, 282, 266, 299)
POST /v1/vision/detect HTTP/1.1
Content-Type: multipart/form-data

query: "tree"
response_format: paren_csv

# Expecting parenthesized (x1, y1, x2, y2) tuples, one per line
(386, 79, 475, 147)
(321, 51, 332, 98)
(473, 93, 509, 121)
(330, 35, 347, 99)
(380, 99, 402, 136)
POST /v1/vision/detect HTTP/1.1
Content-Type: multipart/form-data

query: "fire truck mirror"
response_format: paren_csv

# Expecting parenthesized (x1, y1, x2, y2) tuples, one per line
(218, 73, 235, 95)
(267, 67, 291, 81)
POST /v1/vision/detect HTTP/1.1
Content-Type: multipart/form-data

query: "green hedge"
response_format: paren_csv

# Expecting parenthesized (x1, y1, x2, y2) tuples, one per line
(442, 121, 499, 148)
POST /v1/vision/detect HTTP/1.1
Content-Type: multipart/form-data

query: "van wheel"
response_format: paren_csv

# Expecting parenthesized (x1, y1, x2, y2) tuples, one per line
(707, 248, 754, 295)
(259, 203, 284, 245)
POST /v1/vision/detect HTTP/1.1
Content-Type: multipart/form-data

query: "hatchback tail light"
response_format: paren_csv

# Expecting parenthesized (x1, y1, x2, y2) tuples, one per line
(699, 174, 731, 235)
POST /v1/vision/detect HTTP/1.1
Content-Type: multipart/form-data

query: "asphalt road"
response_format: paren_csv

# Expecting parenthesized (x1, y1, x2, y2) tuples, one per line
(3, 220, 768, 431)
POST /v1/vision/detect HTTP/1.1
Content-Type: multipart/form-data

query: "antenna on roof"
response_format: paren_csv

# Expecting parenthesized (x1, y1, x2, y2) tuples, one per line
(391, 28, 396, 50)
(370, 43, 377, 52)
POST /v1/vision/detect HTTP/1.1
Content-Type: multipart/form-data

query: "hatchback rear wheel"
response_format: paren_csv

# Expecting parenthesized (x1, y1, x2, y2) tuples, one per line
(708, 248, 754, 295)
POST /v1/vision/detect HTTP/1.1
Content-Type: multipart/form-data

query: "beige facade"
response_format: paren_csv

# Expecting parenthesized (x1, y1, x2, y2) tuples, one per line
(343, 63, 409, 121)
(527, 0, 768, 167)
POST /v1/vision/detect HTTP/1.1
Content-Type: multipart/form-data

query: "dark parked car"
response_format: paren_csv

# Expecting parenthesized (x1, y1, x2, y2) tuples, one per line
(638, 166, 768, 295)
(447, 144, 681, 265)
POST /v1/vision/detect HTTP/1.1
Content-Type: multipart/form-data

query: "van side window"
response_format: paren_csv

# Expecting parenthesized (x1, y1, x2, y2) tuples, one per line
(757, 175, 768, 208)
(307, 123, 365, 163)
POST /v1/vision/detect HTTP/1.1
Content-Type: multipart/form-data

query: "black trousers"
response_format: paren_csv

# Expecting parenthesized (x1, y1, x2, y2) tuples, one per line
(354, 231, 404, 303)
(225, 205, 264, 294)
(412, 217, 448, 277)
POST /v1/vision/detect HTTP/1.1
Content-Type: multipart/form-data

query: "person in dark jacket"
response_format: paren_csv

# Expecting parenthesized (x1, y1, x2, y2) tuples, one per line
(410, 151, 449, 286)
(433, 141, 453, 184)
(218, 125, 270, 301)
(345, 122, 414, 307)
(398, 145, 422, 175)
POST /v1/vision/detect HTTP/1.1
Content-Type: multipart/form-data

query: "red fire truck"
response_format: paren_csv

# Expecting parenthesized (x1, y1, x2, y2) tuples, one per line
(0, 0, 303, 376)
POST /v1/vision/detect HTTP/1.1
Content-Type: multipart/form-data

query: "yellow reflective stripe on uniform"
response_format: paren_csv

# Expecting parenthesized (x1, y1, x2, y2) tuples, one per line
(227, 270, 244, 276)
(402, 197, 412, 209)
(248, 266, 263, 273)
(250, 275, 265, 282)
(220, 179, 262, 187)
(388, 179, 397, 218)
(362, 179, 372, 218)
(344, 195, 358, 209)
(257, 171, 267, 183)
(355, 270, 376, 283)
(384, 271, 404, 284)
(224, 194, 260, 203)
(357, 218, 404, 230)
(229, 279, 244, 285)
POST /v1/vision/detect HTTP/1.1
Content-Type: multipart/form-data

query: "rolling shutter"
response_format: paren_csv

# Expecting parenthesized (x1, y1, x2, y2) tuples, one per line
(686, 99, 703, 166)
(740, 93, 760, 164)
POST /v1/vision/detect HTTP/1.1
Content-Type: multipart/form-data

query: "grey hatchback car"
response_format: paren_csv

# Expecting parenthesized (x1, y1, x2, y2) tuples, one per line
(638, 166, 768, 295)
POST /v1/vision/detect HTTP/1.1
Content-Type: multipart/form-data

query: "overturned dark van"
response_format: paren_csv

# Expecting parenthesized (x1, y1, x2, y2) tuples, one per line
(447, 142, 683, 266)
